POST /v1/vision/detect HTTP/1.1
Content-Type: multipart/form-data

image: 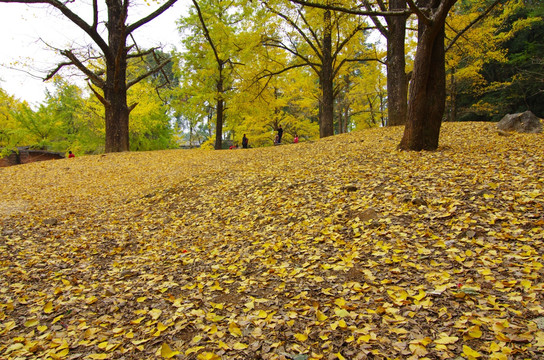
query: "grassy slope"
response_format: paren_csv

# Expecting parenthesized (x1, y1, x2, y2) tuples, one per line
(1, 122, 543, 360)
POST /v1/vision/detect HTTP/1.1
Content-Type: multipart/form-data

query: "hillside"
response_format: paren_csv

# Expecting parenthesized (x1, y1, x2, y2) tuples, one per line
(1, 122, 543, 360)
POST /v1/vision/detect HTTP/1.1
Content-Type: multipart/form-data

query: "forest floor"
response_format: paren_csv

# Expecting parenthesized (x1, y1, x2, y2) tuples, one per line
(1, 122, 544, 360)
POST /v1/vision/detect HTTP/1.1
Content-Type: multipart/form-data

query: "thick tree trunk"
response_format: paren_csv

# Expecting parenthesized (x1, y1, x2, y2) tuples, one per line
(399, 0, 455, 151)
(104, 2, 129, 153)
(319, 9, 335, 138)
(386, 0, 408, 126)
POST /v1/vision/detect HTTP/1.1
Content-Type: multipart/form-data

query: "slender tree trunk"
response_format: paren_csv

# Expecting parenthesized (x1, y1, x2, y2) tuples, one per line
(399, 0, 455, 150)
(319, 9, 335, 138)
(386, 0, 408, 126)
(214, 63, 225, 150)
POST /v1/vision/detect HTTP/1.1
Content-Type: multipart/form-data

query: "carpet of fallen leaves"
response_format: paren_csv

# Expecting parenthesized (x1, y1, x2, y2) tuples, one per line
(1, 122, 544, 360)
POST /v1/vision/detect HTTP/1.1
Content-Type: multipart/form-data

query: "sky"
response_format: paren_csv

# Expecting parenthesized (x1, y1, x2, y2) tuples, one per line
(0, 0, 191, 106)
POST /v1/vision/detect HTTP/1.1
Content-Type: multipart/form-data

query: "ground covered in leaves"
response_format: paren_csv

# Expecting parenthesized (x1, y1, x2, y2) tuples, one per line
(1, 122, 544, 360)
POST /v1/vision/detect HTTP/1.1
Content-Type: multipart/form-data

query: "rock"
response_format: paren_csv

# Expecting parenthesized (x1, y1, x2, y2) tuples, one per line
(412, 197, 428, 207)
(43, 218, 58, 226)
(497, 110, 543, 133)
(359, 207, 378, 222)
(342, 185, 358, 192)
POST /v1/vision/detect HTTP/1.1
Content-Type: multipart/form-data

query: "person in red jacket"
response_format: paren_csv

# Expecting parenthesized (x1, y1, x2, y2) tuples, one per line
(68, 151, 75, 158)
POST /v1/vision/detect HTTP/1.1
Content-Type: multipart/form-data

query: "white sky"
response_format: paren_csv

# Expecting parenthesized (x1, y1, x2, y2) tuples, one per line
(0, 0, 191, 106)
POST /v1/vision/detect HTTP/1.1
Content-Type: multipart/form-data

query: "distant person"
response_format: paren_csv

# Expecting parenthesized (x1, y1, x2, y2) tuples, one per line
(277, 125, 283, 144)
(293, 134, 299, 143)
(68, 151, 75, 158)
(229, 143, 238, 150)
(274, 134, 279, 145)
(242, 134, 249, 149)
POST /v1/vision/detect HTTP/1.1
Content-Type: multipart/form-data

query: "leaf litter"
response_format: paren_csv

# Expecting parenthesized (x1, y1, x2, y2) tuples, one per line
(1, 122, 543, 359)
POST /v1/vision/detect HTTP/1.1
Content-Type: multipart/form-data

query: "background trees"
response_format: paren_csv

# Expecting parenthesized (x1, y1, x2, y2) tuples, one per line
(445, 0, 544, 122)
(1, 0, 541, 156)
(0, 0, 178, 153)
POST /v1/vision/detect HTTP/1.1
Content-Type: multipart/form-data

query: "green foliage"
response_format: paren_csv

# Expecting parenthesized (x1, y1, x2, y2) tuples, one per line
(447, 0, 544, 121)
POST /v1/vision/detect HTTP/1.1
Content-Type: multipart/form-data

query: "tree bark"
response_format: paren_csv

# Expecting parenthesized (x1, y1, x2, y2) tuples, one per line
(399, 0, 456, 151)
(386, 0, 408, 126)
(319, 8, 335, 138)
(104, 0, 129, 152)
(215, 79, 224, 150)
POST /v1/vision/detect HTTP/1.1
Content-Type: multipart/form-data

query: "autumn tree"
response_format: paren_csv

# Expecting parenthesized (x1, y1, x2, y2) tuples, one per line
(179, 0, 258, 149)
(363, 0, 410, 126)
(445, 0, 544, 121)
(261, 0, 371, 138)
(0, 0, 178, 153)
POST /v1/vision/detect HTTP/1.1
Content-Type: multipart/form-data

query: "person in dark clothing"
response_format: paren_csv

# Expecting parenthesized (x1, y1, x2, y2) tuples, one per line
(277, 125, 283, 144)
(242, 134, 249, 149)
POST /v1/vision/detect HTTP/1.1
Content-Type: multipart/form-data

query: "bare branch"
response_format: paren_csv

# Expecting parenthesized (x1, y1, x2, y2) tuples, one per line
(0, 0, 110, 56)
(286, 0, 412, 17)
(127, 59, 171, 89)
(445, 0, 504, 52)
(87, 81, 109, 107)
(59, 49, 105, 88)
(127, 0, 178, 34)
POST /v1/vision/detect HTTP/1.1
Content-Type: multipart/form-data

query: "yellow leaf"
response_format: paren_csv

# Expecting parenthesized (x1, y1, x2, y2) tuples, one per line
(87, 354, 109, 360)
(137, 297, 147, 303)
(489, 354, 508, 360)
(192, 335, 203, 344)
(197, 352, 221, 360)
(185, 346, 204, 356)
(131, 317, 145, 325)
(149, 308, 162, 320)
(334, 298, 346, 307)
(37, 325, 48, 332)
(357, 335, 371, 343)
(463, 345, 481, 358)
(233, 342, 248, 350)
(157, 322, 168, 332)
(294, 333, 308, 341)
(316, 310, 328, 322)
(218, 341, 230, 350)
(229, 322, 242, 337)
(434, 335, 459, 345)
(56, 348, 69, 357)
(44, 301, 53, 314)
(467, 325, 482, 339)
(24, 319, 39, 327)
(412, 289, 426, 301)
(161, 343, 180, 359)
(334, 308, 349, 318)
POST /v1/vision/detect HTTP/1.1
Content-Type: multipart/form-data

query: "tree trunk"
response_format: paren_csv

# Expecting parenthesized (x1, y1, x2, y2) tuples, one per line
(214, 67, 224, 150)
(399, 0, 455, 151)
(386, 0, 408, 126)
(104, 0, 129, 153)
(319, 9, 335, 138)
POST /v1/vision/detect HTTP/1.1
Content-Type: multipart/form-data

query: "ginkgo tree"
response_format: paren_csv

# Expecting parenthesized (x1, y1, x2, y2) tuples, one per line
(0, 0, 178, 153)
(178, 0, 261, 149)
(445, 0, 544, 121)
(260, 0, 373, 138)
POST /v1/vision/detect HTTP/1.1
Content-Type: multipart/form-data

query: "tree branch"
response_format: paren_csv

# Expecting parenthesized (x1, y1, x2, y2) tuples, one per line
(286, 0, 412, 17)
(127, 0, 178, 33)
(445, 0, 504, 52)
(59, 49, 106, 88)
(127, 59, 171, 89)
